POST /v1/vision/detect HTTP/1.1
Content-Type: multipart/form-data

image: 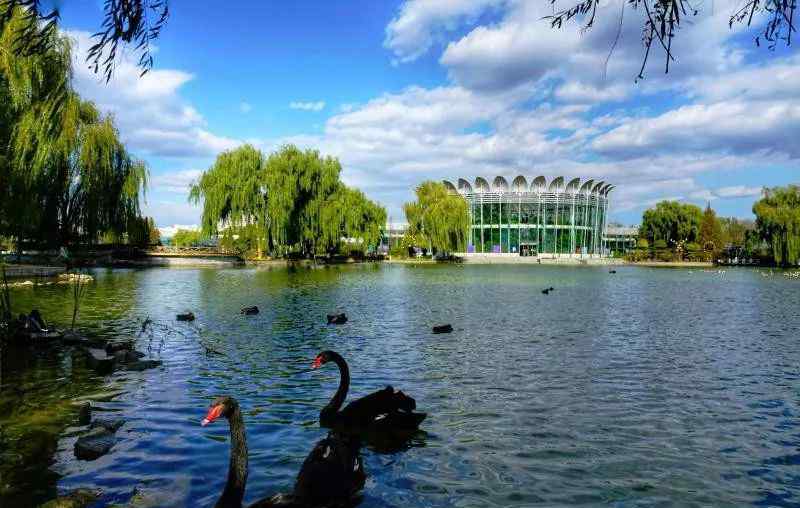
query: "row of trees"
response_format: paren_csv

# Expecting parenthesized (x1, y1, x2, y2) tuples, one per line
(189, 145, 386, 258)
(0, 8, 150, 251)
(635, 185, 800, 266)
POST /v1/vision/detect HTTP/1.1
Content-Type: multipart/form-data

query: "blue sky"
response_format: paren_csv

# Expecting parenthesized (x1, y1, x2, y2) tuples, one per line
(57, 0, 798, 231)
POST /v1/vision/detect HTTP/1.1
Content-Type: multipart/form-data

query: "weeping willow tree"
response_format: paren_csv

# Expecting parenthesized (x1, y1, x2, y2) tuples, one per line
(318, 186, 386, 255)
(0, 5, 71, 245)
(263, 145, 341, 256)
(190, 144, 385, 258)
(0, 7, 148, 248)
(404, 181, 470, 255)
(189, 144, 268, 256)
(753, 185, 800, 267)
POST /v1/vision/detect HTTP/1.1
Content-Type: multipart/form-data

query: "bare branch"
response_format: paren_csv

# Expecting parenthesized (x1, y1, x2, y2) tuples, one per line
(547, 0, 795, 79)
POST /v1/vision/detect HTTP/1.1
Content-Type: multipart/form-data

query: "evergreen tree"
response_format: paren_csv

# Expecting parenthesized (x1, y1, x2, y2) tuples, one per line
(699, 203, 723, 252)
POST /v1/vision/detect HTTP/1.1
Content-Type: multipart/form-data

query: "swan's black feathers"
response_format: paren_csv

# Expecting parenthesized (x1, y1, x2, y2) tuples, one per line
(336, 386, 420, 427)
(292, 433, 365, 506)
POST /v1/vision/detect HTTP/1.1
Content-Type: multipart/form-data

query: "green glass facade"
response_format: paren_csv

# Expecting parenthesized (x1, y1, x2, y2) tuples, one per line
(446, 176, 613, 256)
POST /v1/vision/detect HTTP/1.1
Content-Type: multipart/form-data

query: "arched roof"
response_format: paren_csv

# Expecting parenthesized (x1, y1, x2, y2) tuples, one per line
(565, 177, 581, 193)
(492, 176, 509, 192)
(531, 176, 547, 192)
(604, 185, 615, 196)
(579, 179, 595, 195)
(442, 180, 458, 193)
(600, 183, 613, 196)
(474, 176, 490, 193)
(592, 181, 606, 194)
(547, 176, 564, 192)
(511, 175, 527, 192)
(457, 178, 473, 194)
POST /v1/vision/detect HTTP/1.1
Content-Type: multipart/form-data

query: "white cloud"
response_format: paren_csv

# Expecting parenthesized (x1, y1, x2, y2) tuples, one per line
(289, 101, 326, 112)
(438, 0, 747, 95)
(142, 200, 202, 229)
(591, 99, 800, 158)
(157, 224, 200, 239)
(690, 185, 764, 202)
(385, 0, 507, 63)
(68, 31, 241, 158)
(554, 81, 628, 103)
(715, 185, 764, 199)
(150, 169, 202, 194)
(240, 101, 253, 113)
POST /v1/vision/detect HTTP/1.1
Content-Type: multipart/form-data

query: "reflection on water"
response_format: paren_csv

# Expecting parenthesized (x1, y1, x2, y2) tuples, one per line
(2, 264, 800, 507)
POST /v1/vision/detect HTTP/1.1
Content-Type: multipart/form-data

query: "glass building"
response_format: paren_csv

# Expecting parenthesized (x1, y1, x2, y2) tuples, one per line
(444, 176, 614, 256)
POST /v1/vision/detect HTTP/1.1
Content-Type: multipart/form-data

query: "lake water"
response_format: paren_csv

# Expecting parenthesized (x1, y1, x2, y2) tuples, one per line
(2, 264, 800, 507)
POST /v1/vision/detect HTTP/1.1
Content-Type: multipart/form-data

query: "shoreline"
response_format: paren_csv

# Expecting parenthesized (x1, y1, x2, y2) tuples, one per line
(632, 261, 715, 268)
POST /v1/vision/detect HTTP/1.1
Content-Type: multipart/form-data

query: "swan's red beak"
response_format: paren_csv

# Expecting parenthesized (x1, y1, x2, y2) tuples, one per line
(311, 355, 324, 369)
(202, 404, 224, 426)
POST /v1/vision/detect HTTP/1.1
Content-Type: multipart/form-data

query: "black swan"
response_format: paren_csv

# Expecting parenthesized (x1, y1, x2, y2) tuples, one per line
(241, 306, 260, 315)
(432, 324, 453, 334)
(202, 396, 365, 508)
(177, 312, 196, 321)
(326, 314, 347, 325)
(311, 351, 426, 432)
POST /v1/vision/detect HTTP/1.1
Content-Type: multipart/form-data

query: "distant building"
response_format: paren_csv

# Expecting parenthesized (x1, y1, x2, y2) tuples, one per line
(604, 226, 639, 256)
(380, 222, 409, 252)
(443, 175, 615, 257)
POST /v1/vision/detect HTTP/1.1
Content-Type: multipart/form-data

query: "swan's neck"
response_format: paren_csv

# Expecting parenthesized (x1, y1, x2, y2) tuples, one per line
(216, 406, 248, 508)
(324, 353, 350, 414)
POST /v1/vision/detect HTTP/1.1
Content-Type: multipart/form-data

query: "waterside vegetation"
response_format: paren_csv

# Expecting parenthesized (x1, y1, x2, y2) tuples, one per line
(630, 186, 800, 267)
(0, 8, 151, 253)
(402, 181, 470, 257)
(189, 144, 386, 260)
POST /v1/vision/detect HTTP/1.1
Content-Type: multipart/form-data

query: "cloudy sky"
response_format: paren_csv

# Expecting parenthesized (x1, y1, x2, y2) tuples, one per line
(59, 0, 798, 229)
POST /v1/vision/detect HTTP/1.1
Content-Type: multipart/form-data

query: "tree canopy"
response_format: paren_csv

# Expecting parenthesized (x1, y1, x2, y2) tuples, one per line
(404, 181, 470, 254)
(699, 203, 723, 252)
(0, 6, 148, 248)
(128, 216, 161, 247)
(172, 229, 202, 248)
(753, 185, 800, 266)
(189, 144, 386, 258)
(639, 200, 702, 246)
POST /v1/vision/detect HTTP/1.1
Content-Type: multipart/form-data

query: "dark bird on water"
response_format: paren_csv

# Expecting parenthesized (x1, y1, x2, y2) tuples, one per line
(202, 396, 365, 508)
(312, 351, 426, 433)
(432, 324, 453, 334)
(177, 312, 195, 322)
(609, 270, 617, 274)
(241, 306, 259, 315)
(541, 287, 554, 295)
(326, 313, 348, 325)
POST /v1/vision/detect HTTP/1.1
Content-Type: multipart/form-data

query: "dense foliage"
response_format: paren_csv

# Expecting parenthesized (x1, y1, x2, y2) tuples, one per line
(0, 8, 147, 249)
(699, 204, 723, 252)
(639, 201, 702, 247)
(404, 181, 470, 255)
(753, 185, 800, 267)
(632, 198, 782, 264)
(172, 229, 202, 248)
(190, 145, 385, 258)
(128, 217, 161, 247)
